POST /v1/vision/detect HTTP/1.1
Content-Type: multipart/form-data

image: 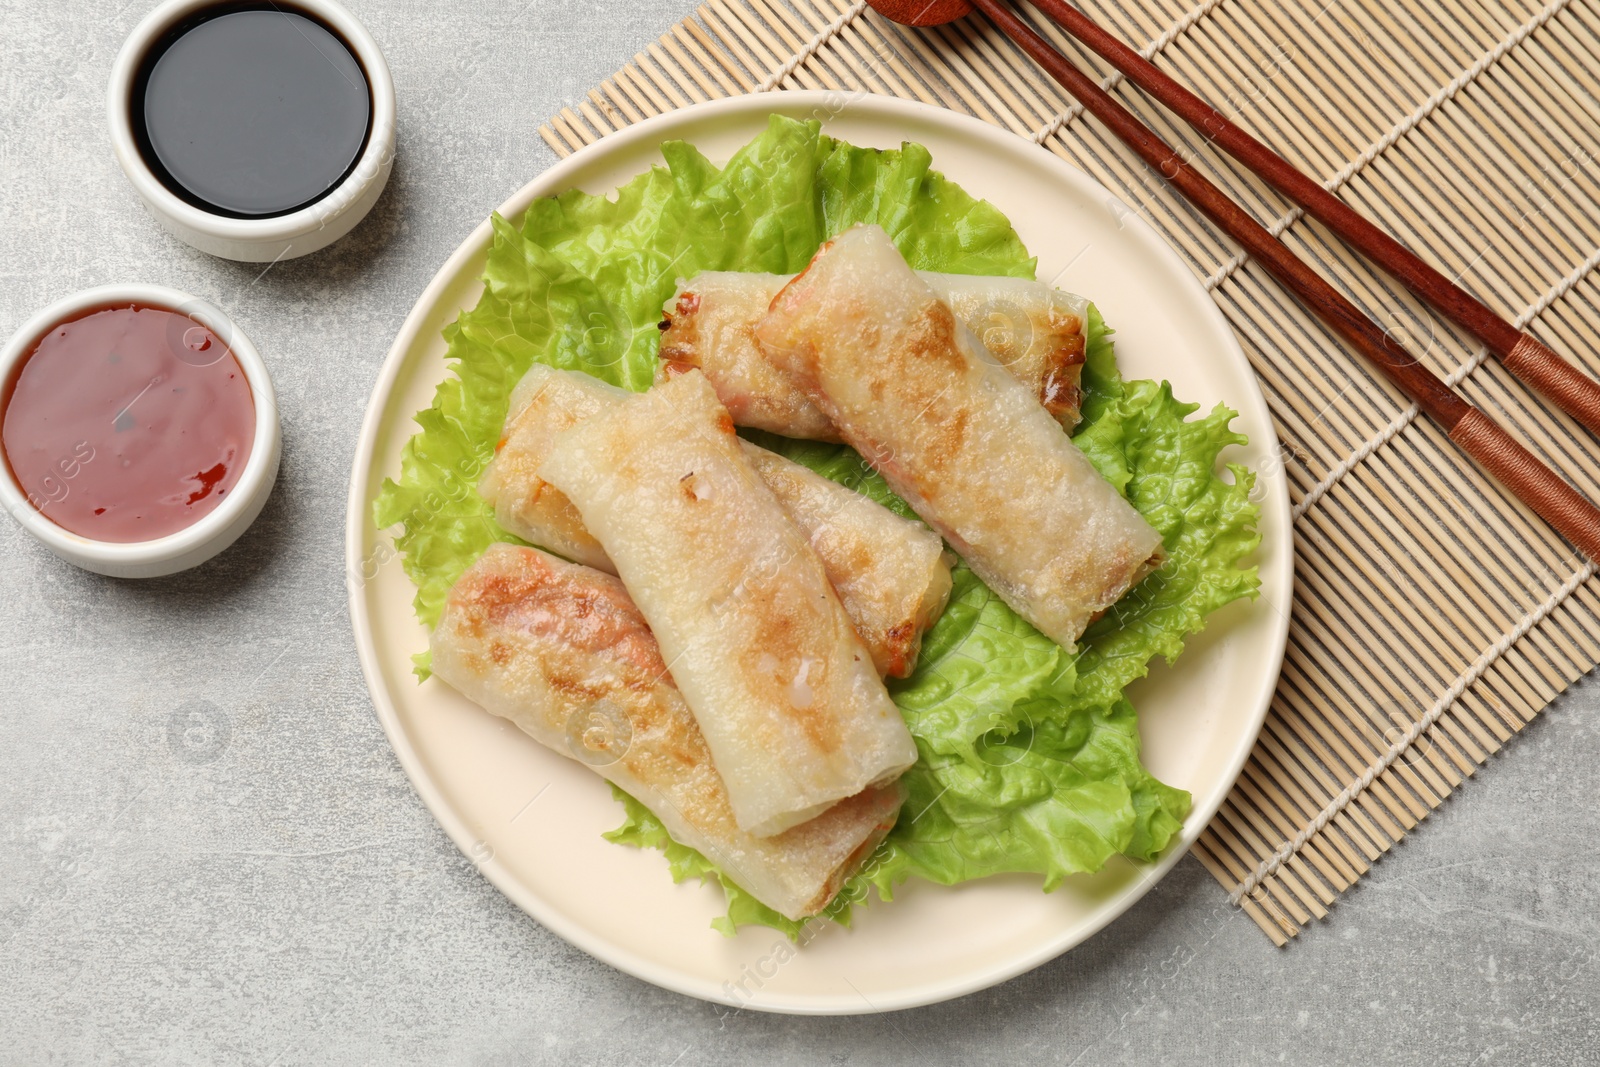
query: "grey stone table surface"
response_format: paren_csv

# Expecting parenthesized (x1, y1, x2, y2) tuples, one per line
(2, 1, 1597, 1063)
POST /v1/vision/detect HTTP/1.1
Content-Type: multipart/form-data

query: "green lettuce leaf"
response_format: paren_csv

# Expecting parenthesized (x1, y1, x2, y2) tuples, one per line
(374, 114, 1259, 936)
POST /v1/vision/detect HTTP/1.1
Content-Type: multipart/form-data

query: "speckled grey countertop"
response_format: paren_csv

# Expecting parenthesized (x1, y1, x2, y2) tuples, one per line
(2, 1, 1597, 1063)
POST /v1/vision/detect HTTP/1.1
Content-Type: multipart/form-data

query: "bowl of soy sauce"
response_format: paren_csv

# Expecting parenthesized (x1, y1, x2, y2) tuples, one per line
(108, 0, 396, 262)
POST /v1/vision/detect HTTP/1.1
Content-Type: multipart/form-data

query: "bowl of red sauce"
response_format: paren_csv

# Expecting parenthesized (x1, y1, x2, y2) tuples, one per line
(0, 284, 280, 577)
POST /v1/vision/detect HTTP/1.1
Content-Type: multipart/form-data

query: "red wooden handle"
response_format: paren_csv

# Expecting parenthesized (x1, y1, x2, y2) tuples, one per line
(1022, 0, 1600, 437)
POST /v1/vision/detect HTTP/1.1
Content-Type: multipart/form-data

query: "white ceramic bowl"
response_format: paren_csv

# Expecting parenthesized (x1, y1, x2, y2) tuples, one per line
(107, 0, 396, 262)
(0, 284, 281, 578)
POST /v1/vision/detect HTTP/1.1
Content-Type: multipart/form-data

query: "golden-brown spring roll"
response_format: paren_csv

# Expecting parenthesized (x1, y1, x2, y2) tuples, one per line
(539, 370, 919, 837)
(479, 364, 951, 678)
(756, 224, 1164, 650)
(431, 544, 904, 920)
(736, 443, 950, 680)
(477, 366, 615, 573)
(658, 269, 1088, 438)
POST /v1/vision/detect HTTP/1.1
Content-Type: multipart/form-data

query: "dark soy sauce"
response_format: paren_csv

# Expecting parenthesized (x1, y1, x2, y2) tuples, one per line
(133, 5, 371, 218)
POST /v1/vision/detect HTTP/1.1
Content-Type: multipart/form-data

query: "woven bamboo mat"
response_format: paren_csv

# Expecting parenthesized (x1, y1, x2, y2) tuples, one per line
(537, 0, 1600, 944)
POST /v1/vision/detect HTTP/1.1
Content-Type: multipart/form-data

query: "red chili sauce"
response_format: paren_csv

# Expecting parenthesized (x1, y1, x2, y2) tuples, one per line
(1, 304, 255, 542)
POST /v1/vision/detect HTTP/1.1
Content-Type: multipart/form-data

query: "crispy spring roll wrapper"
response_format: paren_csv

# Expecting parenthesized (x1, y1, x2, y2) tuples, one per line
(734, 443, 951, 679)
(479, 364, 951, 678)
(934, 274, 1087, 428)
(756, 224, 1165, 650)
(659, 273, 837, 441)
(539, 370, 919, 837)
(430, 544, 905, 921)
(477, 366, 613, 573)
(657, 269, 1088, 438)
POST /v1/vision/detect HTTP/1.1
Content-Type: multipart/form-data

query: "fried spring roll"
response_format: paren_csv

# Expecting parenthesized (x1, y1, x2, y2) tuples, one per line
(659, 273, 837, 441)
(479, 364, 951, 678)
(736, 444, 950, 680)
(756, 224, 1165, 650)
(478, 365, 614, 573)
(539, 370, 919, 837)
(657, 269, 1088, 439)
(431, 544, 905, 920)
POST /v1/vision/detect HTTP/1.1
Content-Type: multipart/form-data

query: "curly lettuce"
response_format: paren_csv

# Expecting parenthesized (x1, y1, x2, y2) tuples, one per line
(375, 115, 1259, 935)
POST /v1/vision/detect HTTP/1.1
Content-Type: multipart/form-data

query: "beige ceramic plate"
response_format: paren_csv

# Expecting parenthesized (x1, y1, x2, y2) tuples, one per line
(345, 92, 1291, 1014)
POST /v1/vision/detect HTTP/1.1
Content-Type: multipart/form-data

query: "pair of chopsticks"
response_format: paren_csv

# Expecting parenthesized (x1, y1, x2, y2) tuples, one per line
(875, 0, 1600, 560)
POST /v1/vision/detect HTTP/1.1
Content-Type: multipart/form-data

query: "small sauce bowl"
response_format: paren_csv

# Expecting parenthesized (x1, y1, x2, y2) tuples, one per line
(0, 284, 281, 578)
(107, 0, 396, 263)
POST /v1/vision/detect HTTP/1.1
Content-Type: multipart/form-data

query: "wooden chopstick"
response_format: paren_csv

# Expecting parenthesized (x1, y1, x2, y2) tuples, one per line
(962, 0, 1600, 560)
(1022, 0, 1600, 437)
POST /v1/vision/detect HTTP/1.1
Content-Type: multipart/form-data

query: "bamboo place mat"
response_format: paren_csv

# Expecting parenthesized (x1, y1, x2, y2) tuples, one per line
(536, 0, 1600, 944)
